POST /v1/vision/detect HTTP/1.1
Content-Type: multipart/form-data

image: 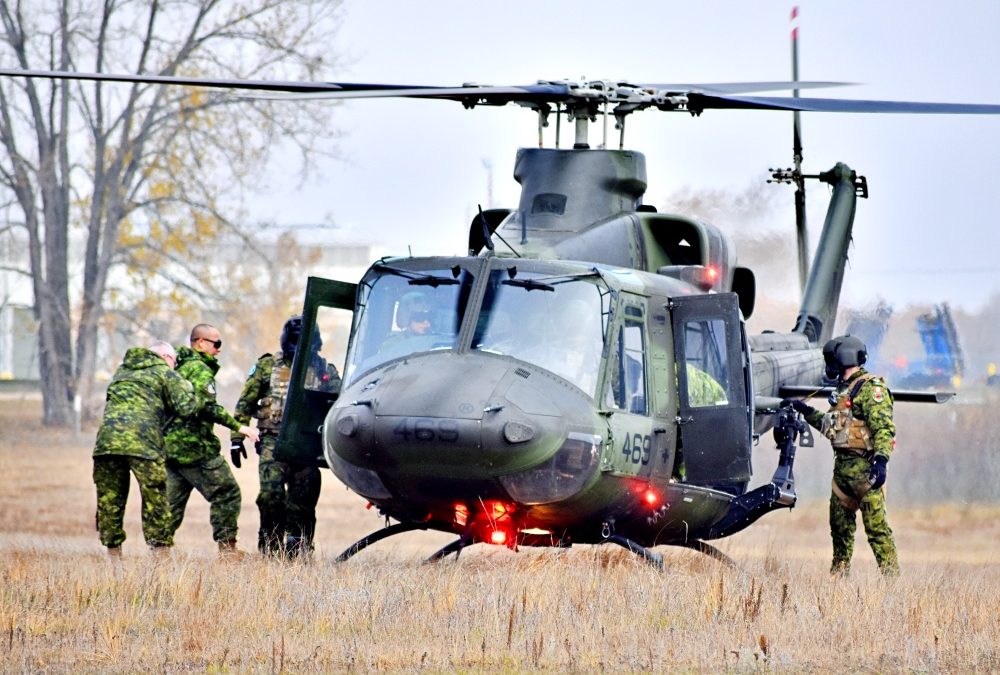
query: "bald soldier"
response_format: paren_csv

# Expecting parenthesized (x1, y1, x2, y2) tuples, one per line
(93, 341, 202, 556)
(164, 323, 258, 556)
(784, 335, 899, 576)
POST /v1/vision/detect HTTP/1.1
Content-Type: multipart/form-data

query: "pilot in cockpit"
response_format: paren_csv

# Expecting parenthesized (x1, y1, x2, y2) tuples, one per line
(381, 291, 432, 351)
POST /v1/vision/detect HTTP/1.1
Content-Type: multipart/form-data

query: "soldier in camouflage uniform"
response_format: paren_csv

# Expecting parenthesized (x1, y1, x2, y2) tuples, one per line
(232, 316, 341, 558)
(164, 324, 259, 555)
(784, 335, 899, 575)
(93, 341, 202, 555)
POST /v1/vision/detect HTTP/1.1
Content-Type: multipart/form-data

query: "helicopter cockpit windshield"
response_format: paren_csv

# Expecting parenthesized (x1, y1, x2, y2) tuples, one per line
(344, 264, 476, 383)
(472, 269, 608, 397)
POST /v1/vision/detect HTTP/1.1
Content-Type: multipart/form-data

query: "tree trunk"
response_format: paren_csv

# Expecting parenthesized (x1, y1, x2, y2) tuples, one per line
(36, 291, 73, 426)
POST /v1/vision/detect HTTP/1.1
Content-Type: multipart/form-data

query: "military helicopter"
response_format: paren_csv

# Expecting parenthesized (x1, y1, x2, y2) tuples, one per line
(265, 77, 990, 566)
(3, 68, 996, 567)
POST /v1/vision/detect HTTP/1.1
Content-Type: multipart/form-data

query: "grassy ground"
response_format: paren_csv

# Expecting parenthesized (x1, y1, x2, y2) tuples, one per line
(2, 394, 999, 672)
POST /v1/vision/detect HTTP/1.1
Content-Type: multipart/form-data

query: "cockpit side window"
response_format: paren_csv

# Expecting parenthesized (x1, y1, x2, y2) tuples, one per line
(605, 304, 647, 415)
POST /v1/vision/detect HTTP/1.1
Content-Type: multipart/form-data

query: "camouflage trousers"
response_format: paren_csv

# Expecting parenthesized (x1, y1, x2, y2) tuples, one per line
(166, 454, 242, 543)
(93, 454, 173, 548)
(256, 434, 321, 556)
(829, 454, 899, 575)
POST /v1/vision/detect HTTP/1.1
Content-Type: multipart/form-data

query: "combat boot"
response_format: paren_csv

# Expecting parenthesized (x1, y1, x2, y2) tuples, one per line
(218, 539, 247, 560)
(285, 535, 314, 562)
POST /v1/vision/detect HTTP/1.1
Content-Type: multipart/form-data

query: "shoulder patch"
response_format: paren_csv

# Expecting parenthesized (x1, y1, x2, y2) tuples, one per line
(247, 364, 257, 377)
(871, 386, 884, 403)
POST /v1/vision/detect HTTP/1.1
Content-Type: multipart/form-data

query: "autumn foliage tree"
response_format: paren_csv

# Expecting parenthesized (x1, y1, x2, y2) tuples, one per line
(0, 0, 343, 424)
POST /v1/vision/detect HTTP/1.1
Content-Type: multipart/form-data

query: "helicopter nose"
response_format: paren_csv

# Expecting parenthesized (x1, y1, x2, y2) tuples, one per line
(324, 351, 602, 501)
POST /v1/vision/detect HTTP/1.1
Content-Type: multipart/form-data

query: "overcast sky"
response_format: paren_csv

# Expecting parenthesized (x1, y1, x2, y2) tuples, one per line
(252, 1, 1000, 313)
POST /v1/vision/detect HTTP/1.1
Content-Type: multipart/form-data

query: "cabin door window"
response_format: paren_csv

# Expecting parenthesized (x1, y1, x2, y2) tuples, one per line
(670, 293, 751, 491)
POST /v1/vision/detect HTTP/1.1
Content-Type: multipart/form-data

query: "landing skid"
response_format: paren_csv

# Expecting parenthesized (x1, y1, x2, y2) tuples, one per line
(426, 535, 474, 562)
(677, 540, 737, 569)
(335, 522, 428, 562)
(336, 522, 735, 570)
(603, 535, 737, 569)
(605, 534, 664, 569)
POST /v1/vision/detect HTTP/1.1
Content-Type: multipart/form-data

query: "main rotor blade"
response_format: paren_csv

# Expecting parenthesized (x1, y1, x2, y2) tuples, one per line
(0, 68, 571, 101)
(640, 81, 852, 94)
(0, 69, 846, 97)
(689, 92, 1000, 115)
(5, 69, 1000, 115)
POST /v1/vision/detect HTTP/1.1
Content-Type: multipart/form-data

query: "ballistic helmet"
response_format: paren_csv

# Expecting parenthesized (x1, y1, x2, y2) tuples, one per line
(281, 315, 303, 356)
(822, 335, 867, 379)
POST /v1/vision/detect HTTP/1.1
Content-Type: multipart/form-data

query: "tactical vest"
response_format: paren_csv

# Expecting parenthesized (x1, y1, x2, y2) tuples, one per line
(257, 353, 291, 432)
(822, 373, 875, 453)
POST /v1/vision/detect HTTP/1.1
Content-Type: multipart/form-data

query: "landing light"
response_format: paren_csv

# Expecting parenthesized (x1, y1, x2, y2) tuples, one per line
(479, 500, 516, 548)
(454, 503, 469, 527)
(489, 501, 512, 519)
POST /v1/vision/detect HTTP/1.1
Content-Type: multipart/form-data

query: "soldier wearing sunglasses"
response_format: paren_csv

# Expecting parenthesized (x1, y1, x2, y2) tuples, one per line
(164, 323, 259, 557)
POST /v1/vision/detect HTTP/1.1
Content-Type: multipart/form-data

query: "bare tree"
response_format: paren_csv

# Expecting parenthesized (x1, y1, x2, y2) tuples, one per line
(0, 0, 343, 424)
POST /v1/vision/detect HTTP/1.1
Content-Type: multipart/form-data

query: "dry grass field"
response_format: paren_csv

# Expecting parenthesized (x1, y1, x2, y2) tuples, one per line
(2, 394, 999, 672)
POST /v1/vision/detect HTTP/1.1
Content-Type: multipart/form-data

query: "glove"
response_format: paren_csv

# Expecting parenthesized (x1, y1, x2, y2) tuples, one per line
(230, 439, 248, 468)
(868, 455, 888, 490)
(780, 398, 814, 416)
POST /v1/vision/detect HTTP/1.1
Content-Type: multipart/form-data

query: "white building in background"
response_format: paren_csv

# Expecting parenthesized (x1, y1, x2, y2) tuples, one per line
(0, 228, 38, 381)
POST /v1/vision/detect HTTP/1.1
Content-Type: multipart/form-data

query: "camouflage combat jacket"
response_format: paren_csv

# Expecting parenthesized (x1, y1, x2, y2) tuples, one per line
(234, 351, 341, 440)
(94, 347, 201, 460)
(804, 368, 896, 460)
(164, 346, 242, 464)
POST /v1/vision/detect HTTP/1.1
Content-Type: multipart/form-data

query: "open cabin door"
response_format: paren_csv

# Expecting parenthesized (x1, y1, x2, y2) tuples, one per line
(276, 276, 357, 466)
(670, 292, 751, 490)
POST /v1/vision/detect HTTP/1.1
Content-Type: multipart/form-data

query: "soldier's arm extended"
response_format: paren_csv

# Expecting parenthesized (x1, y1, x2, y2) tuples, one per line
(803, 407, 826, 431)
(203, 387, 260, 446)
(779, 396, 825, 430)
(857, 377, 896, 459)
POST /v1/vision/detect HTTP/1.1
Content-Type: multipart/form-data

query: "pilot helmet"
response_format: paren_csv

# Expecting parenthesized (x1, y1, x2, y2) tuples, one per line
(397, 291, 430, 329)
(822, 334, 867, 380)
(281, 315, 303, 356)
